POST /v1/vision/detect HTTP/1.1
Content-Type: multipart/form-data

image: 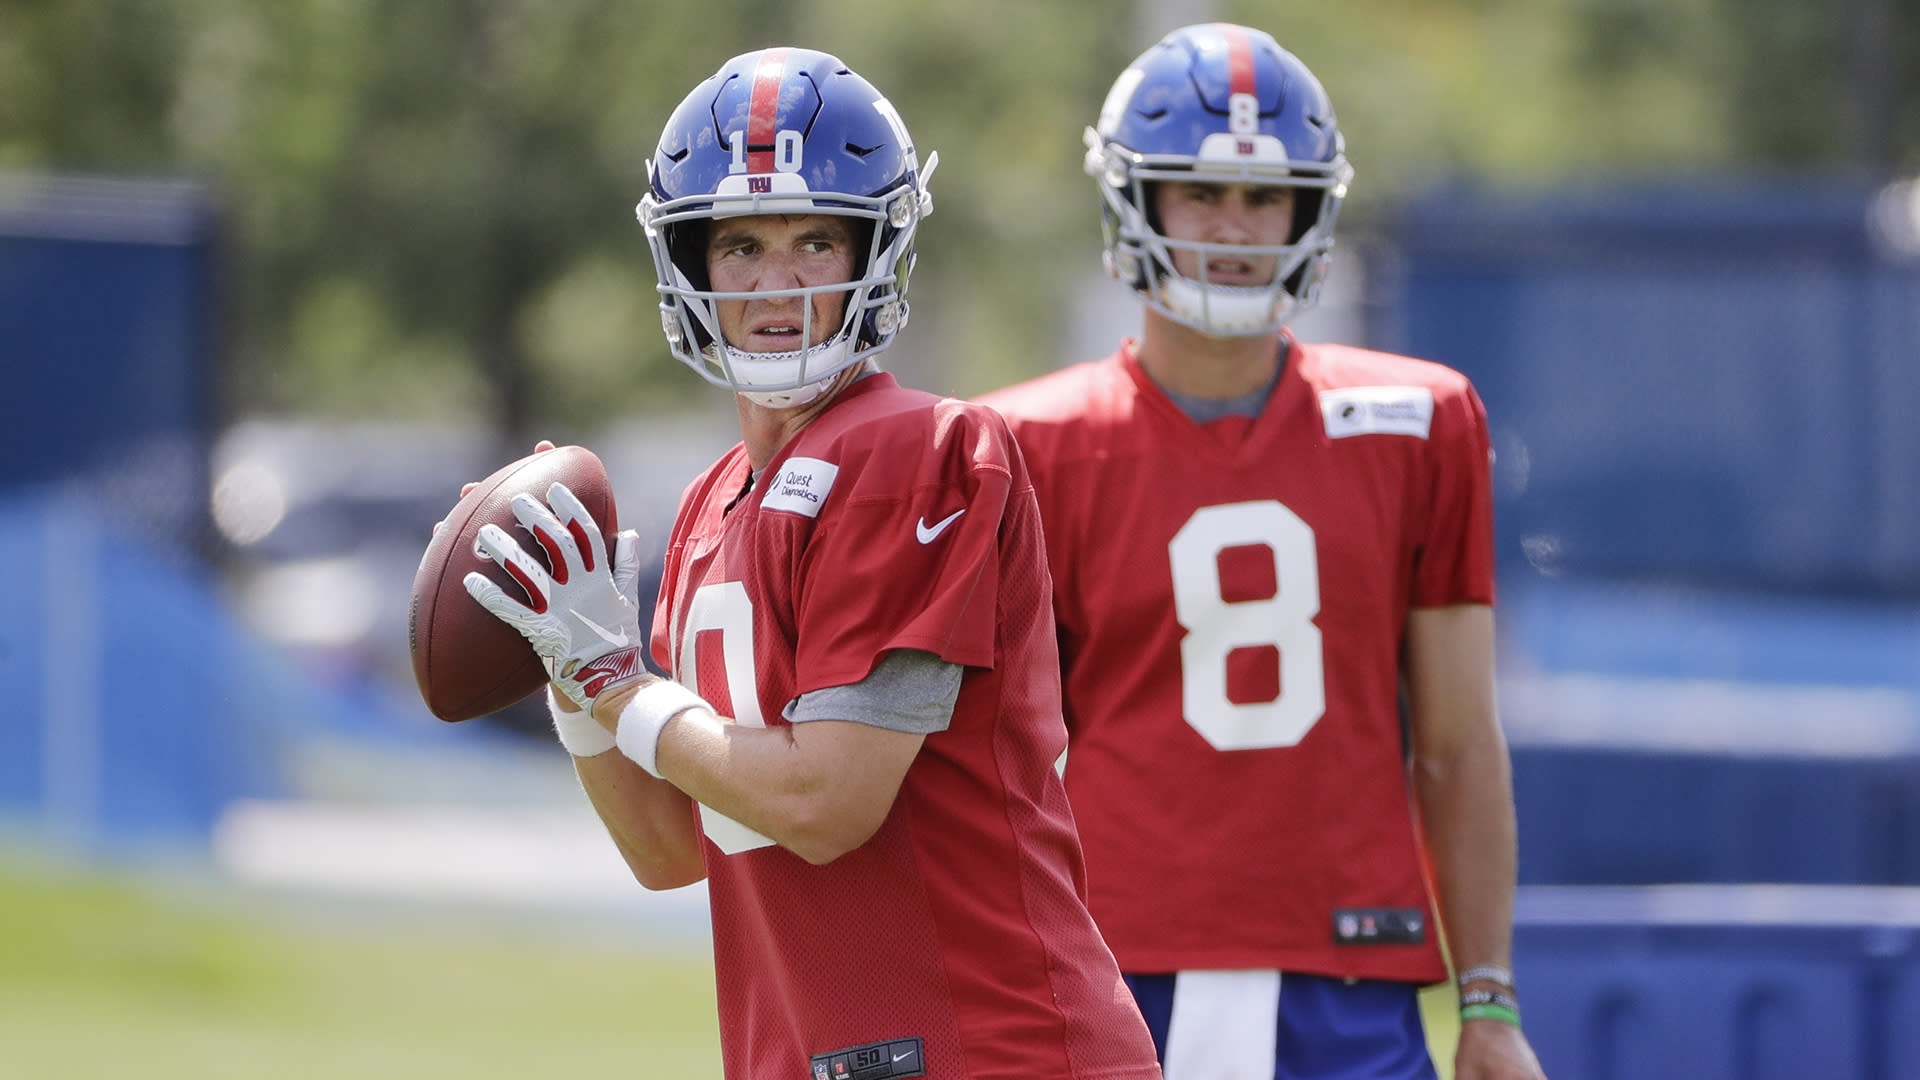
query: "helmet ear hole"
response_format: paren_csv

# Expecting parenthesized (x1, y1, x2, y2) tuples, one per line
(1288, 190, 1323, 246)
(852, 216, 884, 347)
(667, 219, 711, 292)
(1139, 180, 1165, 235)
(1132, 182, 1167, 291)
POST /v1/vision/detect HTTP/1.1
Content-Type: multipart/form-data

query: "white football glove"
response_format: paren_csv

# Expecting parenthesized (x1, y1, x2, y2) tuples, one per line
(463, 482, 649, 711)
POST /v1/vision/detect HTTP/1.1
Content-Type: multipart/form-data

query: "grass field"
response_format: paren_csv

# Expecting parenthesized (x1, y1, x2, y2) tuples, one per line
(0, 850, 1469, 1079)
(0, 854, 722, 1080)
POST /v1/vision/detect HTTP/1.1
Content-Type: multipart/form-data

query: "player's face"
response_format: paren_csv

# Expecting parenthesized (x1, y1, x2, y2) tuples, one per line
(706, 213, 857, 353)
(1152, 181, 1296, 286)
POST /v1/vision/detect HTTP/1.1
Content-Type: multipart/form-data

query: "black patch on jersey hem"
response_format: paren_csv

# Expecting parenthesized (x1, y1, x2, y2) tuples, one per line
(810, 1036, 925, 1080)
(1332, 907, 1428, 945)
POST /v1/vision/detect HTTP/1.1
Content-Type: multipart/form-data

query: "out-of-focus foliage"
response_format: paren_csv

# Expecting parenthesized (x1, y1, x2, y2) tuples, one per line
(1231, 0, 1920, 188)
(3, 0, 1915, 433)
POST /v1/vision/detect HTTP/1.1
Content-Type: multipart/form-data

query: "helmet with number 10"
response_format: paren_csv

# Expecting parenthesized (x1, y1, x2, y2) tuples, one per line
(638, 48, 935, 407)
(1085, 24, 1351, 336)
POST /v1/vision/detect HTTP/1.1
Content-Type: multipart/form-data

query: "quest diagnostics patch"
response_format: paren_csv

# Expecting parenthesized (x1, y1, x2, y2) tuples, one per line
(1318, 386, 1435, 440)
(761, 456, 840, 518)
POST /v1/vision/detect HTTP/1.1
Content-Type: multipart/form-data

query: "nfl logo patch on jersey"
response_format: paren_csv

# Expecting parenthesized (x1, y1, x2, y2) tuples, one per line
(1318, 386, 1435, 440)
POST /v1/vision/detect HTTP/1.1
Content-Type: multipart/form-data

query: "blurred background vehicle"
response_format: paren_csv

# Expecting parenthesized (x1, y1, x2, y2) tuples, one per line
(3, 2, 1920, 1077)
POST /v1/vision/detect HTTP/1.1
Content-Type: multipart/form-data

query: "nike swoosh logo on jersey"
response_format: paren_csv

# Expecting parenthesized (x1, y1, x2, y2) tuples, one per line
(893, 1050, 916, 1063)
(573, 610, 630, 648)
(915, 508, 965, 544)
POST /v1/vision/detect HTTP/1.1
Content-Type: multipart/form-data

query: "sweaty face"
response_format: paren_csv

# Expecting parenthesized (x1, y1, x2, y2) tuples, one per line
(1152, 181, 1297, 286)
(705, 213, 858, 353)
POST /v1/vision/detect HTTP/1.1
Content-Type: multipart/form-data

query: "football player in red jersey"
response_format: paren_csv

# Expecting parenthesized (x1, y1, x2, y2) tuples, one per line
(977, 24, 1546, 1080)
(462, 48, 1161, 1080)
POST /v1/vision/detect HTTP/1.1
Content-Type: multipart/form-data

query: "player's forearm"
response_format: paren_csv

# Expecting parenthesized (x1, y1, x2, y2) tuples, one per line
(1413, 725, 1519, 977)
(1422, 743, 1548, 1074)
(573, 751, 707, 889)
(588, 677, 919, 864)
(655, 711, 916, 864)
(1404, 605, 1517, 974)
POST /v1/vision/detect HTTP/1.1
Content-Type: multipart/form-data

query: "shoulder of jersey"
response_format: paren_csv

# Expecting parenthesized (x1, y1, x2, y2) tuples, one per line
(805, 384, 1014, 481)
(976, 358, 1129, 428)
(1297, 340, 1476, 398)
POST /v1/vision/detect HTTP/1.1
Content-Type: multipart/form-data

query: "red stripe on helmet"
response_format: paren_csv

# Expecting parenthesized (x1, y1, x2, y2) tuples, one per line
(1219, 24, 1256, 98)
(746, 47, 788, 175)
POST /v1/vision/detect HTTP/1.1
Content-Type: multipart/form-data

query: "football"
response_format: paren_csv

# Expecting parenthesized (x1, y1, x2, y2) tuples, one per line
(409, 445, 618, 722)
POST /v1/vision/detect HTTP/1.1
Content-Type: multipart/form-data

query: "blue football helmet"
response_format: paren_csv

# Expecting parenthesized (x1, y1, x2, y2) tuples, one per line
(637, 48, 936, 406)
(1085, 24, 1351, 335)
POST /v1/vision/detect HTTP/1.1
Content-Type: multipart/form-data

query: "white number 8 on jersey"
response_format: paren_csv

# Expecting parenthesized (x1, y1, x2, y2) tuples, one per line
(1167, 501, 1325, 749)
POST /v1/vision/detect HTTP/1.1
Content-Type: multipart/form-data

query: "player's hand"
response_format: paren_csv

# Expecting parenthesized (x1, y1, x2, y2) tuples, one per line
(1456, 1018, 1547, 1080)
(609, 526, 644, 614)
(462, 481, 648, 710)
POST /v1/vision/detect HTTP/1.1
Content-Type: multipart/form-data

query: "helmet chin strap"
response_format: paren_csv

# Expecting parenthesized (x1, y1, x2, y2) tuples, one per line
(739, 377, 836, 410)
(1155, 275, 1291, 336)
(709, 333, 855, 409)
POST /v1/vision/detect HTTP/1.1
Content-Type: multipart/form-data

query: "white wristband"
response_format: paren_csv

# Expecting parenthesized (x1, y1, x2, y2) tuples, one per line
(615, 679, 710, 779)
(548, 687, 618, 757)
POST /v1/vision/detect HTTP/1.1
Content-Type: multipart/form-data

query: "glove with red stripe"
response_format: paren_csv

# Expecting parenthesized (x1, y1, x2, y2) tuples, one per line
(464, 482, 648, 710)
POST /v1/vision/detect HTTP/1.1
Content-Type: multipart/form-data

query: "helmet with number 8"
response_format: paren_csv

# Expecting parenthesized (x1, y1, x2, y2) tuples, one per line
(1085, 24, 1351, 336)
(637, 48, 936, 407)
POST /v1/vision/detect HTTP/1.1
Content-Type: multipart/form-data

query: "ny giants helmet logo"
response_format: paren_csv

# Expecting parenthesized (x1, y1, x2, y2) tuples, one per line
(747, 176, 772, 193)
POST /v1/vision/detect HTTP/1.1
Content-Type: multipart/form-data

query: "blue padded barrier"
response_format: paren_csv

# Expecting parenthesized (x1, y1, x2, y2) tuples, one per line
(1384, 182, 1920, 598)
(1512, 749, 1920, 886)
(1513, 886, 1920, 1080)
(0, 492, 289, 850)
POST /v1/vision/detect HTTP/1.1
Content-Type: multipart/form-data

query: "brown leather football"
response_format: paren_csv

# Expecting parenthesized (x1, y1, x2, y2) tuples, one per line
(408, 445, 617, 721)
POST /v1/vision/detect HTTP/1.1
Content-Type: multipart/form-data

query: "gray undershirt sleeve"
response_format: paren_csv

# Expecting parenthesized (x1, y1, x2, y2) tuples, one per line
(785, 648, 963, 735)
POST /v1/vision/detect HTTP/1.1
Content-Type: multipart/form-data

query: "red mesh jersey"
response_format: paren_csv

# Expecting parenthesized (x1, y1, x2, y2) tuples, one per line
(653, 374, 1159, 1080)
(979, 338, 1495, 983)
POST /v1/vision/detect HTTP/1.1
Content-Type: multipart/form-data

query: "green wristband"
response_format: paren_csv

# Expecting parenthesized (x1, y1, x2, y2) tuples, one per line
(1460, 1002, 1522, 1027)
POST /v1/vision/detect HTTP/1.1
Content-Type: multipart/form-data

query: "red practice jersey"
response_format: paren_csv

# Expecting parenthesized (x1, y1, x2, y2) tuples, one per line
(652, 373, 1159, 1080)
(978, 338, 1495, 983)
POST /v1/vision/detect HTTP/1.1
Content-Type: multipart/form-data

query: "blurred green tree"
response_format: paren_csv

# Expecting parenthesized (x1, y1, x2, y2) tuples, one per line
(1, 0, 1913, 439)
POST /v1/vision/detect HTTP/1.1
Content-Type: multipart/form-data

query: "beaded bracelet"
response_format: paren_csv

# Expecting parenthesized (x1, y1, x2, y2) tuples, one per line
(1459, 989, 1520, 1012)
(1459, 1002, 1522, 1028)
(1456, 964, 1515, 989)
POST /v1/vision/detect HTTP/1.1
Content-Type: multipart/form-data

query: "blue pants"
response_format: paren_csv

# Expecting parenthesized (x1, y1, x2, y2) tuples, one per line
(1125, 971, 1439, 1080)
